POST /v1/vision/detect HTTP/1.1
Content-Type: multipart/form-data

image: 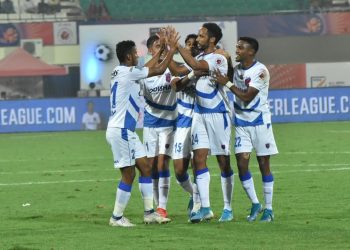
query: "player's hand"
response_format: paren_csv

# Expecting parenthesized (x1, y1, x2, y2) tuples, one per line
(157, 28, 166, 48)
(213, 69, 229, 85)
(167, 29, 180, 51)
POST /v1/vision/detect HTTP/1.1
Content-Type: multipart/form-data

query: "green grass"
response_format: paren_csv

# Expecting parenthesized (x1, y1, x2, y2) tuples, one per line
(1, 122, 350, 249)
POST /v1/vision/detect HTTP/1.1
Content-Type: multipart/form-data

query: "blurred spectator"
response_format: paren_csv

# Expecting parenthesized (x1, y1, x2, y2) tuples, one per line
(82, 101, 101, 130)
(309, 0, 322, 13)
(38, 0, 50, 14)
(86, 0, 98, 20)
(2, 0, 15, 13)
(22, 0, 37, 13)
(0, 91, 6, 100)
(86, 0, 111, 21)
(99, 0, 111, 21)
(48, 0, 61, 13)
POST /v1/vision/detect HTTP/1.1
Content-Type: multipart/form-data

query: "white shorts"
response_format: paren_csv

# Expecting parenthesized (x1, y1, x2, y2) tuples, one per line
(143, 127, 174, 158)
(234, 123, 279, 156)
(106, 127, 146, 168)
(191, 112, 231, 155)
(173, 127, 192, 160)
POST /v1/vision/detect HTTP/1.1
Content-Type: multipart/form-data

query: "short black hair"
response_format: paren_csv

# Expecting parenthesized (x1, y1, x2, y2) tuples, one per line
(146, 35, 159, 49)
(185, 34, 197, 43)
(116, 40, 135, 63)
(202, 23, 222, 45)
(239, 37, 259, 54)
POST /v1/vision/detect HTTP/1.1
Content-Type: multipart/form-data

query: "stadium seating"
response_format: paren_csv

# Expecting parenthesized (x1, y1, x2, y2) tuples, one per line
(80, 0, 303, 21)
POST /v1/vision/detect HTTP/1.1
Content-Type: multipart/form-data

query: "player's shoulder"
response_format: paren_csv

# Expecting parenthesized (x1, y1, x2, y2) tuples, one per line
(205, 53, 227, 69)
(253, 61, 268, 71)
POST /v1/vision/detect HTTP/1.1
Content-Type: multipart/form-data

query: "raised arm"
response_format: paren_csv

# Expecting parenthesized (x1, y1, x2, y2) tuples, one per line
(168, 60, 191, 76)
(147, 31, 179, 77)
(144, 28, 166, 68)
(178, 45, 209, 71)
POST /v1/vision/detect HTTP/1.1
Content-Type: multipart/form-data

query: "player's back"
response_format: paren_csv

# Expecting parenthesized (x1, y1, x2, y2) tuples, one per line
(107, 65, 148, 131)
(142, 69, 177, 127)
(194, 52, 230, 114)
(233, 61, 271, 126)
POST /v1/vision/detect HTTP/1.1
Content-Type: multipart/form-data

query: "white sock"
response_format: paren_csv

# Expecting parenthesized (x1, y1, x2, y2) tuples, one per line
(221, 171, 234, 211)
(113, 182, 132, 218)
(176, 173, 193, 195)
(138, 176, 154, 212)
(196, 168, 210, 208)
(263, 174, 274, 210)
(158, 170, 170, 210)
(152, 177, 159, 207)
(192, 183, 201, 209)
(240, 171, 259, 204)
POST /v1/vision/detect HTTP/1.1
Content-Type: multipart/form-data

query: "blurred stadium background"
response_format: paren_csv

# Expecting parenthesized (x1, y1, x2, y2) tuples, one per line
(0, 1, 350, 249)
(0, 0, 349, 133)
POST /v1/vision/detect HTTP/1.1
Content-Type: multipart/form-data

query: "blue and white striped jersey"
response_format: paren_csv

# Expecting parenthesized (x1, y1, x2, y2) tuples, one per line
(194, 52, 230, 114)
(233, 61, 272, 127)
(107, 65, 149, 131)
(141, 69, 177, 128)
(172, 76, 196, 128)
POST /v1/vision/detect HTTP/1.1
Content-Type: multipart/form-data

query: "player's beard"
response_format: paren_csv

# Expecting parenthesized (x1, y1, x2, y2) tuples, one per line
(197, 42, 208, 52)
(235, 54, 242, 62)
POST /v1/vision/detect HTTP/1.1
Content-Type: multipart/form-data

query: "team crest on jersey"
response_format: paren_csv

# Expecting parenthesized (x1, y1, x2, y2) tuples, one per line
(221, 145, 225, 149)
(165, 144, 170, 149)
(165, 73, 171, 82)
(259, 70, 266, 80)
(265, 143, 270, 149)
(216, 59, 222, 65)
(244, 77, 251, 87)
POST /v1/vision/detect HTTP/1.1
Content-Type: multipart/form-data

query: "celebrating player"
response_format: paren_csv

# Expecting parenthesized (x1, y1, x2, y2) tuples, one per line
(106, 32, 178, 227)
(214, 37, 278, 222)
(177, 23, 234, 223)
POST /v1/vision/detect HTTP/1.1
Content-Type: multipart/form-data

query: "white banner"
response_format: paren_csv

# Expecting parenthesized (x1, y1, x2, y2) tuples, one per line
(306, 62, 350, 88)
(79, 21, 238, 90)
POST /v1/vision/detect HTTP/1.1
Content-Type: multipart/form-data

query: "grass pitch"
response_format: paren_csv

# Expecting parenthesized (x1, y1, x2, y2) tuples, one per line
(1, 122, 350, 249)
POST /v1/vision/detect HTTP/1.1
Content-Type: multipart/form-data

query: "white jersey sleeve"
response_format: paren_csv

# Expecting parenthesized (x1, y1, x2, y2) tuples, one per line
(128, 66, 149, 81)
(249, 66, 270, 91)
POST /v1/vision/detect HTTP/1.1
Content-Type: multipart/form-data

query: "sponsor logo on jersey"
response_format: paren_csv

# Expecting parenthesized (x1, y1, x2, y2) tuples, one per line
(148, 84, 172, 93)
(165, 73, 171, 82)
(111, 70, 118, 78)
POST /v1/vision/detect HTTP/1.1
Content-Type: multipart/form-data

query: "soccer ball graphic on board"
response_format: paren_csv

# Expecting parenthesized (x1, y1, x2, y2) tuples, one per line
(94, 44, 112, 61)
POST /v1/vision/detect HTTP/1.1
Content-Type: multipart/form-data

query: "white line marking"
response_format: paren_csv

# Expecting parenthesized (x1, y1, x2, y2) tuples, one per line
(0, 179, 116, 186)
(327, 130, 350, 133)
(282, 152, 350, 154)
(0, 169, 112, 175)
(1, 166, 349, 186)
(0, 151, 349, 164)
(0, 164, 349, 175)
(0, 156, 107, 162)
